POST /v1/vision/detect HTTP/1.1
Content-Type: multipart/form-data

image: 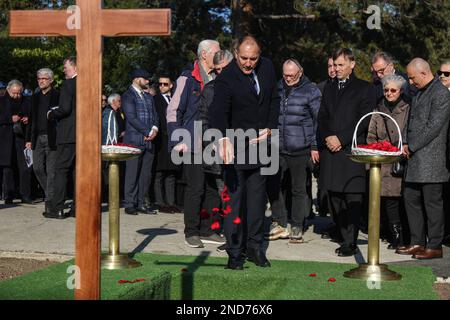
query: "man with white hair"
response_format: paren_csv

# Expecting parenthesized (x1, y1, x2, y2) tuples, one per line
(395, 58, 450, 259)
(167, 39, 225, 248)
(25, 68, 59, 214)
(0, 80, 32, 204)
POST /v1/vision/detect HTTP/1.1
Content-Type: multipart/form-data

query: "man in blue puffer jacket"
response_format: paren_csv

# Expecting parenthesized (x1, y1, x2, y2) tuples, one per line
(267, 58, 322, 243)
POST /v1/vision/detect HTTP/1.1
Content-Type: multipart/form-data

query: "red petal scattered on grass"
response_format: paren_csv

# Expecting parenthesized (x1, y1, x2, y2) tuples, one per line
(118, 279, 145, 284)
(328, 278, 336, 283)
(181, 268, 188, 273)
(309, 273, 317, 277)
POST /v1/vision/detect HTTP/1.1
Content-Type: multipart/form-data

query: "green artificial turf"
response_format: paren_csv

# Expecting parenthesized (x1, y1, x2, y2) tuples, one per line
(0, 253, 438, 300)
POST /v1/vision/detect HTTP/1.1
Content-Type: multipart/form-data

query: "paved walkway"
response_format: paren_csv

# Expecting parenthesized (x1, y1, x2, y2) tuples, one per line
(0, 200, 424, 268)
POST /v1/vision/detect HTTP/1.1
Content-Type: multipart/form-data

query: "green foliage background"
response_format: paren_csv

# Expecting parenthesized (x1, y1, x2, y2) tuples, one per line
(0, 0, 449, 93)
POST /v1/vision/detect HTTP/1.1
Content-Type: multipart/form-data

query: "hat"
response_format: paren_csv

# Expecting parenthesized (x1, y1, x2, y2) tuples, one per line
(130, 69, 152, 81)
(0, 81, 6, 89)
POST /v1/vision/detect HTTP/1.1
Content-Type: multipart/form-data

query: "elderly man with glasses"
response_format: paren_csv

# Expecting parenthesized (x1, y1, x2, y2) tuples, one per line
(25, 68, 59, 214)
(371, 51, 417, 104)
(438, 60, 450, 90)
(266, 58, 321, 244)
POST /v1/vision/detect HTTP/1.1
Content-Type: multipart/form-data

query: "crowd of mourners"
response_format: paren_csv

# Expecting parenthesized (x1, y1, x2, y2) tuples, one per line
(1, 35, 450, 269)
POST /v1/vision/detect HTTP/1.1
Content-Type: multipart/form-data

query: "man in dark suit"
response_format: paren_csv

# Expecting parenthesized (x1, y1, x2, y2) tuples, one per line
(209, 36, 280, 269)
(25, 68, 59, 214)
(153, 76, 181, 213)
(396, 58, 450, 259)
(122, 69, 159, 215)
(318, 48, 376, 257)
(0, 80, 32, 204)
(46, 57, 77, 219)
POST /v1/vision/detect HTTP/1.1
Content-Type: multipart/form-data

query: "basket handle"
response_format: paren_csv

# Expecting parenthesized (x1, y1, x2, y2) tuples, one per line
(352, 111, 403, 151)
(106, 110, 117, 145)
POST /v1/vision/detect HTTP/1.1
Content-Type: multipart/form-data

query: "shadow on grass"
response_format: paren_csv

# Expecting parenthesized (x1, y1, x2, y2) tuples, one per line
(155, 251, 225, 300)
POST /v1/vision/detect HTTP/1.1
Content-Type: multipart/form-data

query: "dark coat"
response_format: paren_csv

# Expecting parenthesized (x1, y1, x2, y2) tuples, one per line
(154, 93, 179, 171)
(0, 94, 31, 166)
(209, 57, 280, 171)
(0, 95, 14, 166)
(48, 76, 76, 144)
(26, 88, 59, 150)
(166, 61, 205, 152)
(198, 80, 222, 175)
(367, 99, 410, 197)
(278, 76, 322, 155)
(404, 77, 450, 183)
(318, 73, 377, 193)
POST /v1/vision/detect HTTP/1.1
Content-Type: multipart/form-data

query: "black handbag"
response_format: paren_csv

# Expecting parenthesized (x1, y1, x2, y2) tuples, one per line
(382, 116, 406, 178)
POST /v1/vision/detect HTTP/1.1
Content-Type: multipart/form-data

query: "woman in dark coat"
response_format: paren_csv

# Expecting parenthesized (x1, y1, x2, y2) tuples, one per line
(367, 74, 410, 249)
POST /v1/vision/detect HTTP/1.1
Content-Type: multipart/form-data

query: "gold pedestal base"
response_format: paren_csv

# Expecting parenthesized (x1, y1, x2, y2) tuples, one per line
(344, 264, 402, 281)
(101, 254, 142, 270)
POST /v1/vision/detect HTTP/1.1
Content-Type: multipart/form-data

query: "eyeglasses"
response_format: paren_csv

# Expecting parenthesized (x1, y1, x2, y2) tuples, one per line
(437, 70, 450, 77)
(384, 88, 399, 93)
(159, 82, 170, 87)
(37, 77, 50, 81)
(373, 63, 392, 75)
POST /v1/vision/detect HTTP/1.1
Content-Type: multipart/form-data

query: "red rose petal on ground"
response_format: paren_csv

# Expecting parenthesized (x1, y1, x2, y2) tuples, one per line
(181, 268, 188, 273)
(118, 280, 129, 284)
(328, 278, 336, 283)
(309, 273, 317, 277)
(233, 217, 241, 225)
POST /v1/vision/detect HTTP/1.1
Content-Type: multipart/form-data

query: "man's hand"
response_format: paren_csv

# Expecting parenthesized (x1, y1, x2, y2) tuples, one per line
(402, 144, 411, 159)
(25, 142, 32, 150)
(21, 117, 29, 125)
(174, 143, 188, 153)
(218, 137, 234, 164)
(12, 115, 20, 123)
(325, 135, 342, 153)
(250, 128, 271, 145)
(311, 150, 320, 164)
(148, 128, 158, 141)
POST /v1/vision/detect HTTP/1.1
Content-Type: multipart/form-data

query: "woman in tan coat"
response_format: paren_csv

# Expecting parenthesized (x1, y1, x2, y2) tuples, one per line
(367, 74, 410, 249)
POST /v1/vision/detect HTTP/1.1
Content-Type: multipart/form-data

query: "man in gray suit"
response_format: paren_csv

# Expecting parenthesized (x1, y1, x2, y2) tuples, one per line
(396, 58, 450, 259)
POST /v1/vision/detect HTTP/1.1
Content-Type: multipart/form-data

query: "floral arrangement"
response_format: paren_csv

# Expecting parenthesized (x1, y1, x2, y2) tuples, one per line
(356, 141, 400, 153)
(101, 142, 142, 154)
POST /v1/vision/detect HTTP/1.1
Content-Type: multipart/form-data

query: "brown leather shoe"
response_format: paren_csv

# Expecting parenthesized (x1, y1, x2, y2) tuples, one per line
(412, 248, 443, 260)
(395, 245, 425, 255)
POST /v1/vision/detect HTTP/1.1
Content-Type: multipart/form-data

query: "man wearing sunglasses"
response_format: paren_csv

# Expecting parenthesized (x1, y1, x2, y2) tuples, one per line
(438, 60, 450, 90)
(371, 52, 417, 104)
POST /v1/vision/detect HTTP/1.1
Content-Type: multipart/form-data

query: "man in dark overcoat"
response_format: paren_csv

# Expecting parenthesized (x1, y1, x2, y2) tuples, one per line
(318, 48, 376, 257)
(209, 36, 280, 269)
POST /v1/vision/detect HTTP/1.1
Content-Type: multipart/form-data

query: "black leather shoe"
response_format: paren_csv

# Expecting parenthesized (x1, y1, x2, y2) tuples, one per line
(125, 207, 138, 215)
(225, 260, 244, 270)
(337, 244, 358, 257)
(246, 247, 271, 267)
(43, 210, 67, 220)
(137, 206, 157, 215)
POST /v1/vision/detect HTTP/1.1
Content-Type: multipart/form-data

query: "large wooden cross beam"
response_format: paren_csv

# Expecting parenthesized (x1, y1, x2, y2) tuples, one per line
(9, 0, 170, 300)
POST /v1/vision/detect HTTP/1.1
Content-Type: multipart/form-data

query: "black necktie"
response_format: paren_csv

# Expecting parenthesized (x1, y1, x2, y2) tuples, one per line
(249, 73, 259, 95)
(166, 95, 171, 102)
(338, 81, 346, 90)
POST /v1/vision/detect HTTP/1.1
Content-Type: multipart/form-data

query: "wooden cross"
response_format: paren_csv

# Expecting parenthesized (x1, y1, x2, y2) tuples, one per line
(9, 0, 170, 300)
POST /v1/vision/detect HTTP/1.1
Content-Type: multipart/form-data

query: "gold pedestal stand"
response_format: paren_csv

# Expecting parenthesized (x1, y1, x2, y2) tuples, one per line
(101, 153, 142, 270)
(344, 155, 402, 281)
